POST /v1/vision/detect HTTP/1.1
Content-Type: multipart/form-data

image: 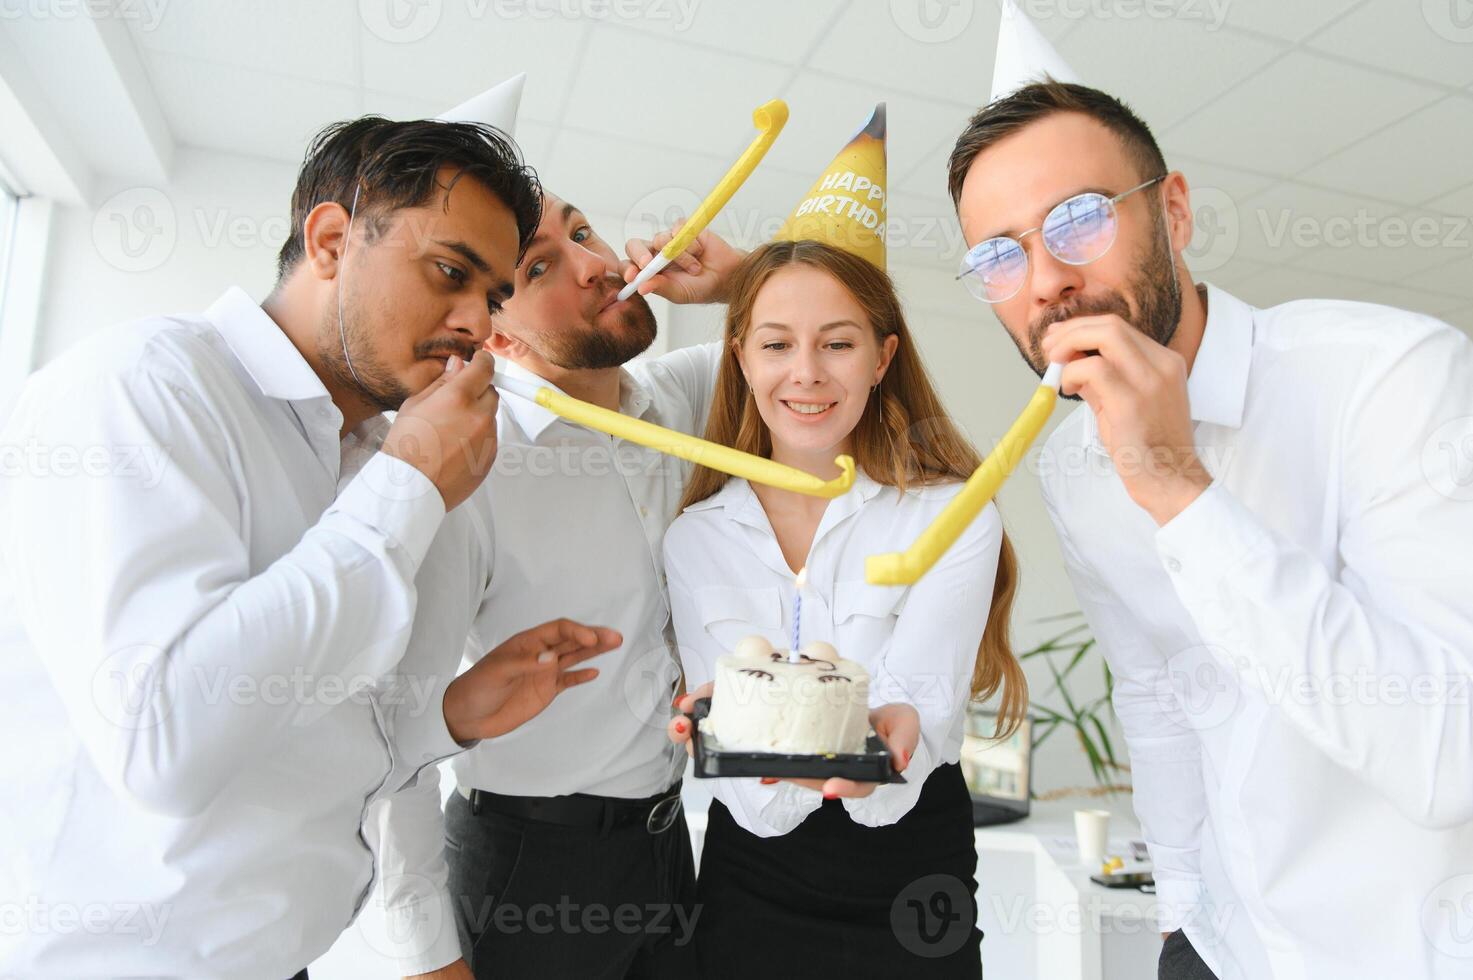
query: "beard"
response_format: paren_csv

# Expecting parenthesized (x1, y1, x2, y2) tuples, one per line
(538, 283, 658, 371)
(318, 285, 478, 414)
(1011, 212, 1182, 401)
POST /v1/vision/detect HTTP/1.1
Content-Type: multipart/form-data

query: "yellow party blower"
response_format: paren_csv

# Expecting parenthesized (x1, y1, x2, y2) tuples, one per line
(617, 99, 789, 301)
(866, 363, 1063, 585)
(491, 372, 856, 498)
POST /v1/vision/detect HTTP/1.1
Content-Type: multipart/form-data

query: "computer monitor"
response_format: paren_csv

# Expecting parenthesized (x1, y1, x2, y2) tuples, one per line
(959, 708, 1033, 826)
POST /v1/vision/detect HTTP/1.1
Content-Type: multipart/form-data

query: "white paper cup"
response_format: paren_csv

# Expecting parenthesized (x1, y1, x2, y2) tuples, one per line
(1074, 808, 1110, 868)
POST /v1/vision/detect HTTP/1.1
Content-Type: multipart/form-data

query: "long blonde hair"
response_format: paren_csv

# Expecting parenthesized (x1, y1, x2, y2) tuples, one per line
(680, 240, 1027, 736)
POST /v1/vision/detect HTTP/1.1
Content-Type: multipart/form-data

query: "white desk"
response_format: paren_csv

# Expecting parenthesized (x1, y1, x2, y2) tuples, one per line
(974, 799, 1163, 979)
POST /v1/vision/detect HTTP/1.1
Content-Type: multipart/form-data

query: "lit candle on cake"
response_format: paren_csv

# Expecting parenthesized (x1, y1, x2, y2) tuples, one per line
(790, 567, 807, 663)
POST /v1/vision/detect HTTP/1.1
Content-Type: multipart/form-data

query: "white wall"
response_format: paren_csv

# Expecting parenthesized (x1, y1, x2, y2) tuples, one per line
(34, 145, 295, 364)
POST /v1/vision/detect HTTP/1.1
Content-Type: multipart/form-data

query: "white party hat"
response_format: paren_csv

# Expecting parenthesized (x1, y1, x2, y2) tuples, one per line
(437, 72, 525, 137)
(990, 0, 1080, 103)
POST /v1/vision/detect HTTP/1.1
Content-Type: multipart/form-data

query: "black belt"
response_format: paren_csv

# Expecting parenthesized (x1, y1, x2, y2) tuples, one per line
(467, 782, 684, 834)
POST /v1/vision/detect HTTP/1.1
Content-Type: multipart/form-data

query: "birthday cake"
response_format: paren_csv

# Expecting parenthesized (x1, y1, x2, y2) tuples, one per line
(703, 635, 871, 755)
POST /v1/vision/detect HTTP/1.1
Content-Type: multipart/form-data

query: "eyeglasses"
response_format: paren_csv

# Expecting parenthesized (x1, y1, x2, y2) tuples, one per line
(956, 175, 1167, 304)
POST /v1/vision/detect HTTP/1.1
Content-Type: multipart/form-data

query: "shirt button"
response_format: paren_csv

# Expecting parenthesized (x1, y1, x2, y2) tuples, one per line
(640, 506, 649, 518)
(1166, 557, 1182, 573)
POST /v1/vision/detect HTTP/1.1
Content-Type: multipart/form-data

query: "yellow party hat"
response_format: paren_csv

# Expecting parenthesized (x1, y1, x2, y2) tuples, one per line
(773, 103, 887, 270)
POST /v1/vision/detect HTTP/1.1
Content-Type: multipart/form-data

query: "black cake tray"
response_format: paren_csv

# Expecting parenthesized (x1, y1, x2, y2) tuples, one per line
(688, 697, 906, 783)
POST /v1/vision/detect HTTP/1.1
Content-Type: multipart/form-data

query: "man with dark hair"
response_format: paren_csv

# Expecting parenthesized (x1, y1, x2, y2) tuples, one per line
(373, 192, 745, 980)
(0, 115, 619, 979)
(949, 15, 1473, 979)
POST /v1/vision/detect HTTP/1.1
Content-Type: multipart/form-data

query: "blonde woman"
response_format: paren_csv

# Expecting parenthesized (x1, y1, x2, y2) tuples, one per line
(665, 239, 1026, 976)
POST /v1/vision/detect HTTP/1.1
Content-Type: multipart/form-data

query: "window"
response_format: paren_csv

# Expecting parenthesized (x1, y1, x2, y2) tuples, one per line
(0, 181, 16, 321)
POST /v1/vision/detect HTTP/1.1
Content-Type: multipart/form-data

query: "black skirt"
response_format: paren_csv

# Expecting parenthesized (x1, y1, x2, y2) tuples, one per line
(694, 762, 982, 979)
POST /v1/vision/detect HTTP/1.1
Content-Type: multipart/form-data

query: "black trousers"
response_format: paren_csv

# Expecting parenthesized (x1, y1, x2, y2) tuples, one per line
(695, 763, 982, 979)
(445, 789, 698, 979)
(1159, 928, 1218, 979)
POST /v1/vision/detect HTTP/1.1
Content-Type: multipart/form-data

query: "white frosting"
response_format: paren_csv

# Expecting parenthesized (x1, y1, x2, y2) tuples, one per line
(704, 635, 870, 755)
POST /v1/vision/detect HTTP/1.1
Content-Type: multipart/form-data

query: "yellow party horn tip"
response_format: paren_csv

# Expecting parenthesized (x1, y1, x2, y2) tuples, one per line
(866, 364, 1063, 585)
(618, 98, 789, 301)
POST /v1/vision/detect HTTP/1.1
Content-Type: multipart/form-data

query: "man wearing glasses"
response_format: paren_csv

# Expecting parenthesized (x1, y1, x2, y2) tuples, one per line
(948, 75, 1473, 978)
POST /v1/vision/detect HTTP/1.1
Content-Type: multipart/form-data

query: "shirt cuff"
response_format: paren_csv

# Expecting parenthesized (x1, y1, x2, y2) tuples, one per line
(382, 880, 463, 975)
(1155, 482, 1271, 605)
(1152, 874, 1206, 934)
(842, 737, 930, 828)
(385, 676, 473, 794)
(331, 451, 447, 571)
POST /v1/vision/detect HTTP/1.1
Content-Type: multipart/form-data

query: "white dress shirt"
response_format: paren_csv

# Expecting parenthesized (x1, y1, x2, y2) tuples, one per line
(1038, 284, 1473, 979)
(663, 470, 1003, 838)
(373, 344, 721, 973)
(0, 287, 469, 979)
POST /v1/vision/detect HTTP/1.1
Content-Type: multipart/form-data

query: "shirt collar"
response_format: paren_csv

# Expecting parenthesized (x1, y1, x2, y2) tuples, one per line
(1186, 283, 1254, 429)
(1079, 281, 1254, 452)
(496, 358, 655, 441)
(684, 467, 885, 581)
(685, 466, 886, 526)
(205, 287, 331, 403)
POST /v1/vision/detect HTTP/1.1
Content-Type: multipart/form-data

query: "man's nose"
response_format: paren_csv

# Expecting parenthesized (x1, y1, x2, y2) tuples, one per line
(1026, 237, 1085, 310)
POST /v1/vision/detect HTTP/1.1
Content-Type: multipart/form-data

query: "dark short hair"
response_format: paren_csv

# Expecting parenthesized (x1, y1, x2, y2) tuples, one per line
(276, 116, 543, 279)
(947, 79, 1167, 208)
